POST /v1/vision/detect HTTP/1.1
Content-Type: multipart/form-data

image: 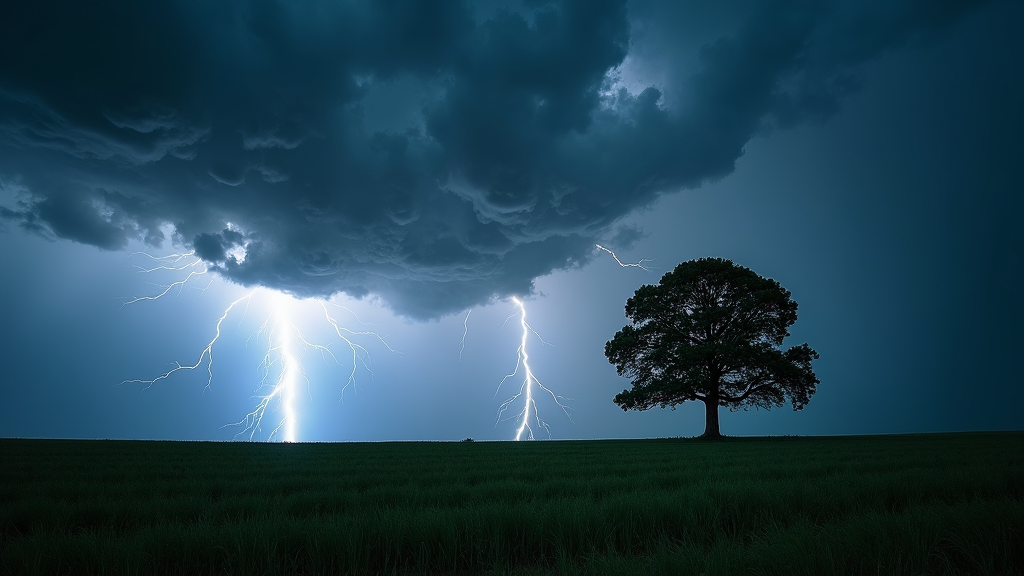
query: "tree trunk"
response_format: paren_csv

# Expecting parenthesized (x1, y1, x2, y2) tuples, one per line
(702, 398, 721, 438)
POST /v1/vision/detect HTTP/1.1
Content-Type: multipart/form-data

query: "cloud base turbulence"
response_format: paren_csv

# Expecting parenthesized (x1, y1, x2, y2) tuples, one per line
(0, 0, 986, 318)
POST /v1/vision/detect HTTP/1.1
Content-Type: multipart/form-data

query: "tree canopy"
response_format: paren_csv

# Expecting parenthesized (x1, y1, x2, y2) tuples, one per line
(605, 258, 819, 437)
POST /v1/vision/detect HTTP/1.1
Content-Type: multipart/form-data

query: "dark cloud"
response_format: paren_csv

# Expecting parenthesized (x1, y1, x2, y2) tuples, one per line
(0, 0, 984, 318)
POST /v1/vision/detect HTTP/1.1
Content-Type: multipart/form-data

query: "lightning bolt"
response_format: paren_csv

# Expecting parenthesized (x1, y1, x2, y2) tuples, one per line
(123, 251, 393, 442)
(595, 244, 652, 271)
(122, 291, 254, 391)
(318, 300, 400, 400)
(228, 292, 308, 442)
(494, 297, 571, 440)
(458, 309, 472, 362)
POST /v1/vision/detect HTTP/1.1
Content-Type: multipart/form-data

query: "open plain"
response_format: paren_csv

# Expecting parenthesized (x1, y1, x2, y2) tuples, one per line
(1, 432, 1021, 575)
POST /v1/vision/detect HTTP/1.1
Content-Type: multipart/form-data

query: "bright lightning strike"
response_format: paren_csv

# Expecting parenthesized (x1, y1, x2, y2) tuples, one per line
(123, 251, 392, 442)
(494, 297, 571, 440)
(226, 292, 306, 441)
(458, 309, 472, 362)
(595, 244, 652, 271)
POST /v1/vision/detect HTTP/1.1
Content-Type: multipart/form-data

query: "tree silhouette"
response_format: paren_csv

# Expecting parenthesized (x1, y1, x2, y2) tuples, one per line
(605, 258, 819, 438)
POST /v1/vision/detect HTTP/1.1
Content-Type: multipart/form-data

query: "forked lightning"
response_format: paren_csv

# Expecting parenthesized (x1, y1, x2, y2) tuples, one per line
(123, 252, 391, 442)
(494, 297, 572, 440)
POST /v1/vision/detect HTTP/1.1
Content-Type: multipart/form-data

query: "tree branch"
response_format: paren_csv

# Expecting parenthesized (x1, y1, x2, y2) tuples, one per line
(720, 383, 774, 403)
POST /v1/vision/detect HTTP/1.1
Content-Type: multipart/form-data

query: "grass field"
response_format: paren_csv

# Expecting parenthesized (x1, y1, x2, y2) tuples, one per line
(1, 432, 1021, 575)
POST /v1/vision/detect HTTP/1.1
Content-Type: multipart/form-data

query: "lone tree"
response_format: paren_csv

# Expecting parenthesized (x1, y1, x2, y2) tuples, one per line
(605, 258, 819, 438)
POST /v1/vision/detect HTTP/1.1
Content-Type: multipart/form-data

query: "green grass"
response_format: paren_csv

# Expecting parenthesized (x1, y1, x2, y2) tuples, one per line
(1, 432, 1021, 575)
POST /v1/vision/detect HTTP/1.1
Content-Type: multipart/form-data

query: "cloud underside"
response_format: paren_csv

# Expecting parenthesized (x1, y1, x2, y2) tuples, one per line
(0, 0, 979, 318)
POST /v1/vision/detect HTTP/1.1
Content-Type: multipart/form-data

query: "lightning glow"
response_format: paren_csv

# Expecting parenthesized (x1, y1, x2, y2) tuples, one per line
(226, 292, 305, 441)
(123, 251, 392, 442)
(595, 244, 652, 271)
(494, 297, 571, 440)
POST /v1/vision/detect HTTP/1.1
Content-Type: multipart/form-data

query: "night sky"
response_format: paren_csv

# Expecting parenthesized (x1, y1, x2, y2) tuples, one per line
(1, 0, 1020, 442)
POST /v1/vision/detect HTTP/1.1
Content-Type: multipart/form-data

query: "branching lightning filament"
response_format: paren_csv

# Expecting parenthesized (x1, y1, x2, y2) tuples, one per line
(121, 251, 211, 306)
(595, 244, 652, 271)
(318, 300, 400, 400)
(122, 292, 254, 391)
(123, 251, 392, 442)
(494, 297, 571, 440)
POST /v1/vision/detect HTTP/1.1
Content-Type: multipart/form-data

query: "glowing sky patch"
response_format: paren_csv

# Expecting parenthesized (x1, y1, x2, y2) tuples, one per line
(123, 253, 392, 441)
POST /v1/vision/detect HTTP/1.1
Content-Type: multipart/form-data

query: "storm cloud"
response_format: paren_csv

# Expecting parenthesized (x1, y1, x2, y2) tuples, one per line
(0, 0, 983, 318)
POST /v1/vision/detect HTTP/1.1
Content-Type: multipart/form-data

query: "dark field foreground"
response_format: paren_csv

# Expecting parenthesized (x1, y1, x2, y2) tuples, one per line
(1, 433, 1021, 575)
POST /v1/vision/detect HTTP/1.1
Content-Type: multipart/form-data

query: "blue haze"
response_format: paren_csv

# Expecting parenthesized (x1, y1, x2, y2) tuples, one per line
(0, 0, 1020, 441)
